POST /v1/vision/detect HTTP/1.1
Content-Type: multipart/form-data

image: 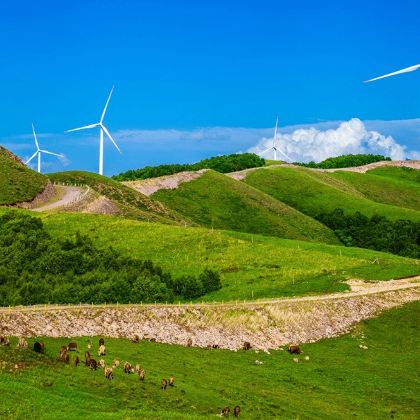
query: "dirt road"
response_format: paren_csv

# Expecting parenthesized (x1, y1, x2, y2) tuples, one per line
(32, 186, 87, 212)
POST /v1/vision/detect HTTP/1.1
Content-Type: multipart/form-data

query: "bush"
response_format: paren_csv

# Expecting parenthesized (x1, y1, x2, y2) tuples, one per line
(112, 153, 265, 181)
(298, 154, 391, 169)
(0, 212, 221, 305)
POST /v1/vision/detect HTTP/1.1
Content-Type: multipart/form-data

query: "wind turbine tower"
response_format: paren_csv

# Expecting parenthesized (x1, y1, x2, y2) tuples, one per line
(25, 124, 63, 173)
(260, 116, 292, 161)
(65, 86, 121, 175)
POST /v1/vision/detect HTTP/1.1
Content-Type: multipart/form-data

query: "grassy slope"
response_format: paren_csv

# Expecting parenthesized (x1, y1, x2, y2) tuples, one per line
(48, 171, 184, 224)
(368, 166, 420, 184)
(0, 146, 47, 205)
(245, 166, 420, 222)
(31, 211, 419, 301)
(152, 170, 338, 244)
(0, 302, 418, 418)
(329, 169, 420, 211)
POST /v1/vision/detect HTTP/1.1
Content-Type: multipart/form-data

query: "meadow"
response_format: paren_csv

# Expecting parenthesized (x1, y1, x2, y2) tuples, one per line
(0, 302, 418, 418)
(37, 211, 420, 301)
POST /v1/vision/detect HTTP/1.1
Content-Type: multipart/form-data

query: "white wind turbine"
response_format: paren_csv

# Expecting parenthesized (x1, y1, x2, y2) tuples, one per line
(364, 64, 420, 83)
(65, 86, 121, 175)
(260, 116, 292, 161)
(25, 124, 63, 173)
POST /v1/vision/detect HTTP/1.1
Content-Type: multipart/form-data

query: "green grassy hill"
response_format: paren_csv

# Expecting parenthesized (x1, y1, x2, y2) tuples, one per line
(0, 146, 48, 205)
(368, 166, 420, 184)
(245, 166, 420, 222)
(48, 171, 185, 224)
(33, 211, 418, 301)
(152, 170, 338, 244)
(0, 302, 418, 418)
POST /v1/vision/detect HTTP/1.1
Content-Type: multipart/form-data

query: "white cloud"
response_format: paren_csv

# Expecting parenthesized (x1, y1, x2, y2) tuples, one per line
(247, 118, 408, 162)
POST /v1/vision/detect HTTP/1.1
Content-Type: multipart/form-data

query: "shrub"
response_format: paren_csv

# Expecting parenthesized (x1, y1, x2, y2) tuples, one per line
(298, 154, 391, 169)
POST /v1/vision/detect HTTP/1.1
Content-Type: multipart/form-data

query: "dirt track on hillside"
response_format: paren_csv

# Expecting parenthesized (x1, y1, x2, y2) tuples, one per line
(1, 277, 418, 350)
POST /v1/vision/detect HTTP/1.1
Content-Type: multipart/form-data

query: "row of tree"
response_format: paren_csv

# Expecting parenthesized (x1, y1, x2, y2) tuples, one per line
(0, 212, 221, 306)
(298, 154, 391, 169)
(112, 153, 266, 181)
(316, 209, 420, 258)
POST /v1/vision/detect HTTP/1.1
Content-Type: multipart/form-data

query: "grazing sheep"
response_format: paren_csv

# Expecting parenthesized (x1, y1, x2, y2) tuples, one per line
(60, 349, 70, 363)
(243, 342, 251, 350)
(187, 338, 193, 347)
(98, 345, 106, 356)
(16, 337, 28, 349)
(105, 367, 113, 380)
(1, 337, 10, 346)
(74, 356, 80, 367)
(169, 376, 175, 386)
(98, 359, 105, 369)
(123, 362, 133, 374)
(67, 342, 77, 351)
(99, 338, 105, 347)
(288, 345, 302, 355)
(234, 405, 241, 417)
(33, 342, 44, 353)
(139, 369, 145, 381)
(132, 335, 140, 344)
(85, 351, 91, 366)
(212, 344, 219, 349)
(89, 359, 97, 370)
(134, 364, 141, 374)
(161, 378, 168, 390)
(112, 359, 120, 369)
(221, 406, 230, 416)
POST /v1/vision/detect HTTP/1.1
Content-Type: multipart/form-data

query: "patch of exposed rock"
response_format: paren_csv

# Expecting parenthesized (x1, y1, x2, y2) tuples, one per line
(0, 286, 418, 351)
(15, 181, 56, 209)
(123, 169, 209, 196)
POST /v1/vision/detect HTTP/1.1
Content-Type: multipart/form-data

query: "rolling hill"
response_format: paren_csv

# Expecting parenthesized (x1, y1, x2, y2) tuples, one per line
(244, 166, 420, 222)
(150, 170, 339, 244)
(0, 146, 48, 205)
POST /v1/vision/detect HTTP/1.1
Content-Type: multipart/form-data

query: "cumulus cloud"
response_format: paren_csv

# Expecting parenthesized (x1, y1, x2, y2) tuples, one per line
(248, 118, 407, 162)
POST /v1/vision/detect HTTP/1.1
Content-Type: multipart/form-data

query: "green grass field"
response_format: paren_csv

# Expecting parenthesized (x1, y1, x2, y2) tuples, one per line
(35, 211, 419, 301)
(152, 170, 338, 244)
(245, 166, 420, 222)
(0, 302, 418, 419)
(48, 171, 183, 224)
(0, 146, 47, 205)
(368, 166, 420, 184)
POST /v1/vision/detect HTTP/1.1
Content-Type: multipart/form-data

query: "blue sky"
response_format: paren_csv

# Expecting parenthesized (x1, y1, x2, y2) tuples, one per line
(0, 0, 419, 175)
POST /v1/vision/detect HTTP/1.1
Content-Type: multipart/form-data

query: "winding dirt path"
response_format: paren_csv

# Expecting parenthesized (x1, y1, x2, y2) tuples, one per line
(32, 186, 87, 212)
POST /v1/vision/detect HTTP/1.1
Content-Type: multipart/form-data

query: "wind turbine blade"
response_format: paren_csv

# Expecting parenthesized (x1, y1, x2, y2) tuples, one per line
(259, 147, 273, 156)
(273, 116, 278, 147)
(275, 148, 293, 162)
(32, 123, 39, 150)
(65, 123, 99, 133)
(364, 64, 420, 83)
(25, 151, 38, 164)
(101, 124, 121, 154)
(40, 150, 63, 157)
(100, 86, 114, 123)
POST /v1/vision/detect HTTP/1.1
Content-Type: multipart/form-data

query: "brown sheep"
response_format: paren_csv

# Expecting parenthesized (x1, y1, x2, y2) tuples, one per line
(89, 359, 97, 370)
(85, 351, 91, 366)
(169, 376, 175, 386)
(123, 362, 133, 374)
(234, 405, 241, 417)
(243, 342, 251, 350)
(67, 342, 77, 351)
(60, 349, 70, 363)
(98, 359, 105, 369)
(33, 342, 44, 353)
(17, 337, 28, 349)
(288, 345, 302, 354)
(112, 359, 120, 369)
(187, 338, 193, 347)
(139, 369, 145, 381)
(161, 378, 168, 390)
(105, 367, 113, 380)
(99, 338, 105, 347)
(212, 344, 219, 349)
(74, 356, 80, 367)
(98, 345, 106, 356)
(221, 406, 230, 416)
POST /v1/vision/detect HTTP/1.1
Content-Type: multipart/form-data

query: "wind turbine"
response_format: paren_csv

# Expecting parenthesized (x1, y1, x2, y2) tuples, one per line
(25, 124, 63, 173)
(259, 116, 292, 161)
(364, 64, 420, 83)
(65, 86, 121, 175)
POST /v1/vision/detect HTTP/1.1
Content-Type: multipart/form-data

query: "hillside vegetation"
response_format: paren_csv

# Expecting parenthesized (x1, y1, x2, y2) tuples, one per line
(112, 153, 265, 181)
(0, 146, 48, 205)
(24, 211, 418, 302)
(48, 171, 184, 224)
(299, 153, 390, 169)
(0, 302, 418, 418)
(245, 166, 420, 222)
(152, 170, 338, 244)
